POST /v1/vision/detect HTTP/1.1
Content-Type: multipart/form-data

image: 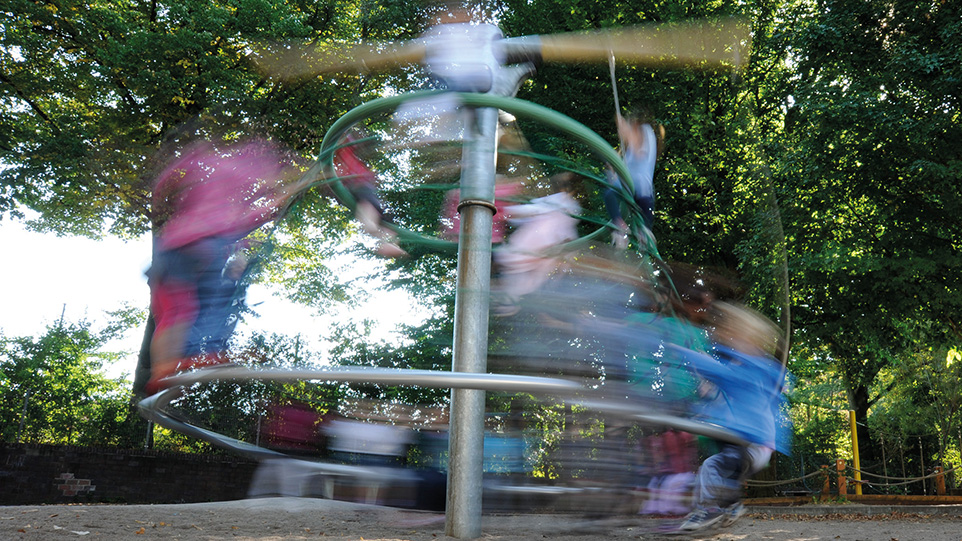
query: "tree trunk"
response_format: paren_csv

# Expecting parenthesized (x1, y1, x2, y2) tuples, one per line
(847, 384, 877, 465)
(131, 313, 155, 399)
(131, 233, 158, 400)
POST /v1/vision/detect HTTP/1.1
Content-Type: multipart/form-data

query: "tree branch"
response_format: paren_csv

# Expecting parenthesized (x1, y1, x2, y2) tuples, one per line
(0, 69, 62, 135)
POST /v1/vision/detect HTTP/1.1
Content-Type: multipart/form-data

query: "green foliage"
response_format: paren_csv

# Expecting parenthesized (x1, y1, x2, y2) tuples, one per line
(867, 320, 962, 480)
(3, 0, 962, 477)
(327, 315, 452, 406)
(0, 0, 424, 237)
(0, 319, 135, 445)
(773, 0, 962, 465)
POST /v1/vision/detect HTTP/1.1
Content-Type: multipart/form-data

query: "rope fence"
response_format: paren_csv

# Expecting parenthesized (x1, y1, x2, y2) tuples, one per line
(745, 469, 824, 487)
(747, 459, 959, 497)
(850, 464, 961, 482)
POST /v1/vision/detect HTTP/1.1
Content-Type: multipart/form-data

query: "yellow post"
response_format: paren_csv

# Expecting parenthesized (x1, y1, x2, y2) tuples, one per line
(849, 410, 862, 495)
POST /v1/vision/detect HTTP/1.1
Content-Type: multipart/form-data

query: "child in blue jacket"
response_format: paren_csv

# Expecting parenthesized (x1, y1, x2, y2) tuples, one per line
(673, 302, 790, 531)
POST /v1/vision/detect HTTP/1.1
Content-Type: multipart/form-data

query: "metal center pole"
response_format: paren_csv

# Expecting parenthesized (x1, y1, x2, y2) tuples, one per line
(446, 103, 499, 539)
(442, 31, 538, 538)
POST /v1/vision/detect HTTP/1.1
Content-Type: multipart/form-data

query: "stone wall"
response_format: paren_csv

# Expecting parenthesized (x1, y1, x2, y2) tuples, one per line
(0, 443, 258, 505)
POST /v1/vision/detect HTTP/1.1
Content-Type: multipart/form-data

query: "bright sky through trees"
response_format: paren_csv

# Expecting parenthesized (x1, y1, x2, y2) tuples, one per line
(0, 220, 151, 344)
(0, 220, 428, 380)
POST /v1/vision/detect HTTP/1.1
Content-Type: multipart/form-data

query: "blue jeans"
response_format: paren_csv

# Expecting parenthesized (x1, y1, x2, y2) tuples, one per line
(156, 236, 239, 357)
(603, 187, 654, 230)
(693, 444, 750, 509)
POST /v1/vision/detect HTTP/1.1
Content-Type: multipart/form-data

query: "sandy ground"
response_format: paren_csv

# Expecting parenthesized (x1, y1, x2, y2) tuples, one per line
(3, 498, 962, 541)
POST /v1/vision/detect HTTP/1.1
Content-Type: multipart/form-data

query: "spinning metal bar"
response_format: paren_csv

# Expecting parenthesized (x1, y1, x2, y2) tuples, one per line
(138, 366, 748, 458)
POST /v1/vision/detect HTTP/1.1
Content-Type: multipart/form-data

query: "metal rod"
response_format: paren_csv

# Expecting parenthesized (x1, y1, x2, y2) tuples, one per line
(609, 52, 621, 117)
(17, 389, 30, 442)
(446, 103, 499, 540)
(137, 367, 747, 462)
(850, 410, 862, 495)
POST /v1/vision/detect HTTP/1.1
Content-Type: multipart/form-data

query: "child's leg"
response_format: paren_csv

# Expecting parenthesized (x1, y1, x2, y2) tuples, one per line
(679, 445, 747, 531)
(635, 194, 655, 231)
(603, 187, 624, 225)
(602, 188, 629, 248)
(663, 472, 696, 515)
(148, 279, 197, 393)
(355, 200, 382, 236)
(692, 444, 748, 510)
(354, 194, 407, 257)
(641, 475, 664, 514)
(183, 237, 233, 357)
(745, 445, 773, 475)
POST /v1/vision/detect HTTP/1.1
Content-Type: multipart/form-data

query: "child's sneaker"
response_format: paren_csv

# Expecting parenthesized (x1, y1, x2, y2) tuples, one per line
(375, 241, 408, 258)
(611, 229, 629, 250)
(144, 375, 169, 396)
(722, 501, 746, 526)
(144, 361, 182, 395)
(678, 507, 725, 531)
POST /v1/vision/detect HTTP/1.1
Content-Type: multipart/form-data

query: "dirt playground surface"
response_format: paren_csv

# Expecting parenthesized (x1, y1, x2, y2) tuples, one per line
(3, 498, 962, 540)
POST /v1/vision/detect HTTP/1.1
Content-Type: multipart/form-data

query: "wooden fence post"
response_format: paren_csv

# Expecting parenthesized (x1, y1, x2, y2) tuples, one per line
(936, 466, 946, 496)
(821, 465, 830, 501)
(837, 459, 847, 497)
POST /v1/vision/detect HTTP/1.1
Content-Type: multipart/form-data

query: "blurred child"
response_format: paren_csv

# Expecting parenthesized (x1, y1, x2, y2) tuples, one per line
(674, 302, 789, 531)
(393, 1, 506, 146)
(333, 131, 407, 257)
(604, 110, 664, 247)
(492, 172, 581, 316)
(262, 401, 325, 456)
(440, 175, 522, 243)
(146, 138, 308, 394)
(421, 2, 503, 95)
(640, 429, 697, 516)
(439, 115, 532, 243)
(624, 279, 714, 410)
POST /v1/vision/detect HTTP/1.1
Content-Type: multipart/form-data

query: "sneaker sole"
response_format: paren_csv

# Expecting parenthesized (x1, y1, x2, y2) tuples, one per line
(679, 514, 725, 532)
(722, 510, 746, 527)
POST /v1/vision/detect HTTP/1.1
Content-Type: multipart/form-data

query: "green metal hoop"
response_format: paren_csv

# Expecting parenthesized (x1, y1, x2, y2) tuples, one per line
(307, 90, 653, 257)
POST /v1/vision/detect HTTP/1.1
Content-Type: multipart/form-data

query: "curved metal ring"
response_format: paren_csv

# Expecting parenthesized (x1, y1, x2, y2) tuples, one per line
(137, 366, 747, 461)
(303, 91, 652, 255)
